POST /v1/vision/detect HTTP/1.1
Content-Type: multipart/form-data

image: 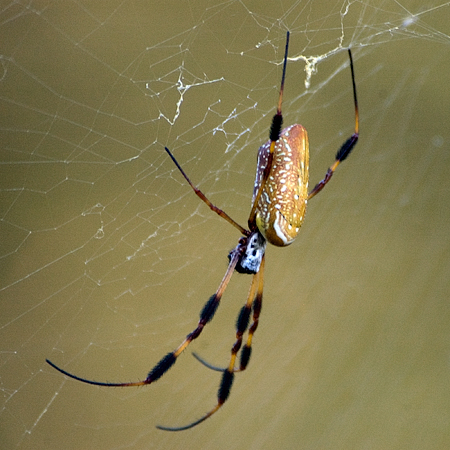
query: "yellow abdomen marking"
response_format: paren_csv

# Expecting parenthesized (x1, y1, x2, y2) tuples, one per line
(253, 124, 309, 247)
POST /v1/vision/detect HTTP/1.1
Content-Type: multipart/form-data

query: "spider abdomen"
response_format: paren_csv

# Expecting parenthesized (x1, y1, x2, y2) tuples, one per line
(253, 124, 309, 247)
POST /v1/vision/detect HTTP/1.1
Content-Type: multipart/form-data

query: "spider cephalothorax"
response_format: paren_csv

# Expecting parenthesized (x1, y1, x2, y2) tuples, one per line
(231, 231, 267, 274)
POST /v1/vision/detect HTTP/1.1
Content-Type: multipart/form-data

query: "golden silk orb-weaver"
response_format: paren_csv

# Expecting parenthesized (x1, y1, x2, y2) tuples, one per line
(46, 31, 359, 431)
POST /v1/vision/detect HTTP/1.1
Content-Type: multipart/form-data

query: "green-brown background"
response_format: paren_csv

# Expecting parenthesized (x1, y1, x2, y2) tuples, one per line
(1, 1, 450, 449)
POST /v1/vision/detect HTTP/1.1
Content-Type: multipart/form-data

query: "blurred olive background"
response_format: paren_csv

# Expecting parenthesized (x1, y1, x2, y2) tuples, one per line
(1, 1, 450, 449)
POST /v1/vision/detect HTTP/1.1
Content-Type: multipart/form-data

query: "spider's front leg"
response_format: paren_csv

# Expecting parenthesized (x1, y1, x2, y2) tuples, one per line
(158, 233, 266, 431)
(46, 241, 245, 390)
(193, 231, 266, 373)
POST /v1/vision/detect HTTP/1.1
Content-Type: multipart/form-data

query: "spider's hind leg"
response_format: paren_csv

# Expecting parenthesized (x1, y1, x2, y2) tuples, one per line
(307, 49, 359, 200)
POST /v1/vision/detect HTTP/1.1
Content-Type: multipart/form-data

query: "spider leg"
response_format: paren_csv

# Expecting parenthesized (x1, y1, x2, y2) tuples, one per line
(192, 254, 265, 373)
(192, 269, 259, 373)
(157, 256, 265, 431)
(308, 49, 359, 200)
(191, 352, 226, 372)
(248, 32, 289, 229)
(238, 254, 264, 371)
(165, 147, 248, 235)
(46, 244, 243, 388)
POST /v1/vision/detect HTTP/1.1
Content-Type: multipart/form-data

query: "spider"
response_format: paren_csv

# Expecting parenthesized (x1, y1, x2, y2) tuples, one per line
(46, 31, 359, 431)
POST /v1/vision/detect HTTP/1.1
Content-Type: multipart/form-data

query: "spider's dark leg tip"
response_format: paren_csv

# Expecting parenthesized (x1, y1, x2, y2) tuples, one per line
(164, 146, 175, 160)
(45, 359, 71, 377)
(192, 352, 226, 372)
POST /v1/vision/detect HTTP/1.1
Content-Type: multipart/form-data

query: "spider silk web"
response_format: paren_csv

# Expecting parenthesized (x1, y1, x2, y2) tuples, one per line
(2, 1, 450, 449)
